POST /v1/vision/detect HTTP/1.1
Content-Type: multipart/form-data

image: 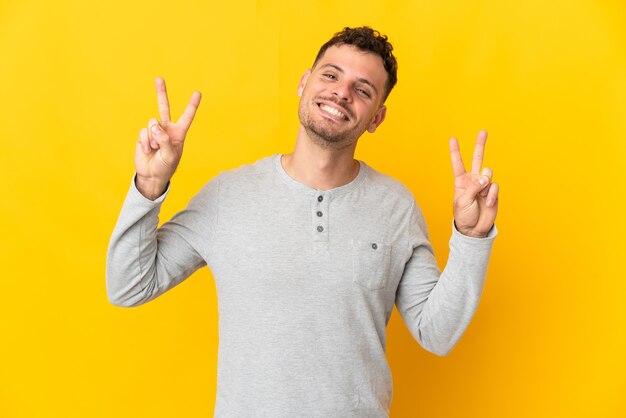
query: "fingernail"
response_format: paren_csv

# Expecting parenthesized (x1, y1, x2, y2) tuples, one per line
(479, 177, 488, 186)
(151, 124, 160, 136)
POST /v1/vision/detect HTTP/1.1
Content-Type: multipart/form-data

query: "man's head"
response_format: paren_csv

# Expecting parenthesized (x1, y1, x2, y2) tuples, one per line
(313, 27, 398, 103)
(297, 27, 398, 150)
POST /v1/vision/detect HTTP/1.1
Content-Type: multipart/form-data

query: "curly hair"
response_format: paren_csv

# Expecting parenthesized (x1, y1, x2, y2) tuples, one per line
(312, 26, 398, 103)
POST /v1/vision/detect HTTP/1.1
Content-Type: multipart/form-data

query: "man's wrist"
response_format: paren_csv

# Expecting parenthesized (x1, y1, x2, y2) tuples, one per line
(454, 220, 489, 238)
(135, 175, 169, 201)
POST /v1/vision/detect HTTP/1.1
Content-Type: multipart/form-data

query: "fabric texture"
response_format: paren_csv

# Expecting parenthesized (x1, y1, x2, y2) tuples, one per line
(106, 154, 497, 417)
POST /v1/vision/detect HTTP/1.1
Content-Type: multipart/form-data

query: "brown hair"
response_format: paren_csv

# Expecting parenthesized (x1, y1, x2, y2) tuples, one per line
(313, 26, 398, 102)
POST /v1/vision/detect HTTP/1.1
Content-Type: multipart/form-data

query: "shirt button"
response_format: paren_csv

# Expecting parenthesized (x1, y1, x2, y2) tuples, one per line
(371, 243, 378, 250)
(317, 225, 324, 232)
(316, 211, 323, 217)
(317, 195, 323, 202)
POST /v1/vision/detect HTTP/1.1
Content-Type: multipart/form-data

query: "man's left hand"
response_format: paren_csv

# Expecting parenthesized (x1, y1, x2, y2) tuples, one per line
(449, 130, 499, 238)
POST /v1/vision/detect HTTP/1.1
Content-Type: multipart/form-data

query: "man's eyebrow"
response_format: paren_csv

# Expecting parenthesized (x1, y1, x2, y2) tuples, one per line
(320, 63, 379, 95)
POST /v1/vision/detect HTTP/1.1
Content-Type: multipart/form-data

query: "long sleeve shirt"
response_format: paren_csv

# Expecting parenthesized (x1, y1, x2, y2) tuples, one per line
(106, 154, 497, 417)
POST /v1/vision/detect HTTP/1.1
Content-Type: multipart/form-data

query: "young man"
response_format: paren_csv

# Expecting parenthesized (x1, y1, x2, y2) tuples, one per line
(107, 27, 499, 417)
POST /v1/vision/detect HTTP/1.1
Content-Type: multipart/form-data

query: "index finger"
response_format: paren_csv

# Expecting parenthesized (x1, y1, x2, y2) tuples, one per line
(471, 130, 488, 174)
(155, 77, 171, 123)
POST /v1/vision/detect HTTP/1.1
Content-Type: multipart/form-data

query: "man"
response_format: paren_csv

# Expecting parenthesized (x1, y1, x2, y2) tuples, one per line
(107, 27, 498, 417)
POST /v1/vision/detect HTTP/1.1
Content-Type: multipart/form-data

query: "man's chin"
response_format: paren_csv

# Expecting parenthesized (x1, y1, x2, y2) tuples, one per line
(305, 126, 357, 150)
(308, 126, 345, 143)
(299, 112, 360, 149)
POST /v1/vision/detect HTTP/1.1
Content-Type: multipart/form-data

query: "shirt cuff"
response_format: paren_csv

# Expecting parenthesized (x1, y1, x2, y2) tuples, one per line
(129, 173, 171, 205)
(452, 219, 498, 242)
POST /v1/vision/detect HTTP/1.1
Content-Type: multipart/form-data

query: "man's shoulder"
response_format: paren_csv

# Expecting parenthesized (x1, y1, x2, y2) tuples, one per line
(218, 154, 276, 180)
(361, 161, 415, 205)
(191, 154, 276, 198)
(205, 154, 277, 191)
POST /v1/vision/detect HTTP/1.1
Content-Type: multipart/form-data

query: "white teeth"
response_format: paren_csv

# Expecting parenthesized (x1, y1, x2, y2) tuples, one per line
(320, 104, 347, 120)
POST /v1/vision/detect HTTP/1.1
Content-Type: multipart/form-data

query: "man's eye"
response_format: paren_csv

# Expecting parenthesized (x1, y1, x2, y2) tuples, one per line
(357, 88, 371, 97)
(323, 74, 336, 80)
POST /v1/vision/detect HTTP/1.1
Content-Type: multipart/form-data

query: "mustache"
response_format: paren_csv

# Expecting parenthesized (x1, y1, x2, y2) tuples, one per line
(316, 96, 352, 119)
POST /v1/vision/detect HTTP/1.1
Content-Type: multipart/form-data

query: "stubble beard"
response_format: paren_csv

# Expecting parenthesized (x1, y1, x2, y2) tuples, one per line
(298, 99, 358, 151)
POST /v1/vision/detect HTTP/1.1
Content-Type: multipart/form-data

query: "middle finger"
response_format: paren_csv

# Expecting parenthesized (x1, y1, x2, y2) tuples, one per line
(471, 130, 488, 174)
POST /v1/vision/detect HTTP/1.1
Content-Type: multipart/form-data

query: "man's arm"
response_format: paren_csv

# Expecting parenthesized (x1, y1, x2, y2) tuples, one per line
(105, 174, 218, 307)
(395, 201, 496, 356)
(395, 131, 499, 355)
(106, 77, 208, 307)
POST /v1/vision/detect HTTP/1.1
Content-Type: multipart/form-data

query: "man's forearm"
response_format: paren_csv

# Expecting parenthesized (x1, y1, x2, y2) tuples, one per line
(417, 222, 497, 355)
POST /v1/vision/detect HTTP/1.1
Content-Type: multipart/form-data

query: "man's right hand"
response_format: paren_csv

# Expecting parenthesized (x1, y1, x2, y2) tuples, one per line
(134, 77, 202, 200)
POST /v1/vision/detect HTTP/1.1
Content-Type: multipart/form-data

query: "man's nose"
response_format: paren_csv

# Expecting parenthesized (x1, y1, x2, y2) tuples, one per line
(331, 82, 352, 102)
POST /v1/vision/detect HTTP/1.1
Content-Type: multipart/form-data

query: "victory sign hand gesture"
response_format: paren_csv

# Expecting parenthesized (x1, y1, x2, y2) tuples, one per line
(135, 77, 202, 200)
(449, 130, 499, 238)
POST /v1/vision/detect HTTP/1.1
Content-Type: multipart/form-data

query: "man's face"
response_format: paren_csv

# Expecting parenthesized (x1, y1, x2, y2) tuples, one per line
(297, 44, 388, 150)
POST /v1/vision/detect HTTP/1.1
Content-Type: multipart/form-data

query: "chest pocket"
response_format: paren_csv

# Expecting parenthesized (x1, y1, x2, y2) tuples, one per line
(351, 239, 391, 290)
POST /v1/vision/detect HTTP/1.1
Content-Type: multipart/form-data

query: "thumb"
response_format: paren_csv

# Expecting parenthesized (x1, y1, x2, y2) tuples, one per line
(459, 175, 490, 205)
(150, 124, 178, 168)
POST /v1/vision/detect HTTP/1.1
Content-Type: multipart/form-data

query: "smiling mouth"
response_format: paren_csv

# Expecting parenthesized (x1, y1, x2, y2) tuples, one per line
(317, 103, 349, 121)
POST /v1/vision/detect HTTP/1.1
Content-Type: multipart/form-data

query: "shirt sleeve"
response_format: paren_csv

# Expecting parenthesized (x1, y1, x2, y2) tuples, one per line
(394, 200, 497, 356)
(105, 173, 220, 307)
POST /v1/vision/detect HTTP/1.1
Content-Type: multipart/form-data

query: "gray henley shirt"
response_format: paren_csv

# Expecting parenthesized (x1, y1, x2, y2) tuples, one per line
(106, 154, 497, 417)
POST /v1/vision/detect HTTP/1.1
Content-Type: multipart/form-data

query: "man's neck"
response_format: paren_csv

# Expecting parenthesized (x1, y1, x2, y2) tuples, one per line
(281, 126, 360, 191)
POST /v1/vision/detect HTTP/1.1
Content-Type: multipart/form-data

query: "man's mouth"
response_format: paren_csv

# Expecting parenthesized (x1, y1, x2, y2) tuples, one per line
(317, 102, 349, 121)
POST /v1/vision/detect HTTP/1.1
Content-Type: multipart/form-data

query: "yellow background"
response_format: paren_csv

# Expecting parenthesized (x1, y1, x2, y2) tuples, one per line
(1, 0, 624, 416)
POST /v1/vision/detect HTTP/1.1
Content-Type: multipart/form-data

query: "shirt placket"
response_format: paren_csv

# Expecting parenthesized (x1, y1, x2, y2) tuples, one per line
(312, 192, 330, 248)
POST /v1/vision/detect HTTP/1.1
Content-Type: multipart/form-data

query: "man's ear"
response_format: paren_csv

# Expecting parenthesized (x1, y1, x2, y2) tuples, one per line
(367, 105, 387, 133)
(297, 69, 311, 97)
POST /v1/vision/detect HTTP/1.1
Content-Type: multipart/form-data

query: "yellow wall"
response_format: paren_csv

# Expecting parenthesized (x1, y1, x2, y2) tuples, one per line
(1, 0, 624, 416)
